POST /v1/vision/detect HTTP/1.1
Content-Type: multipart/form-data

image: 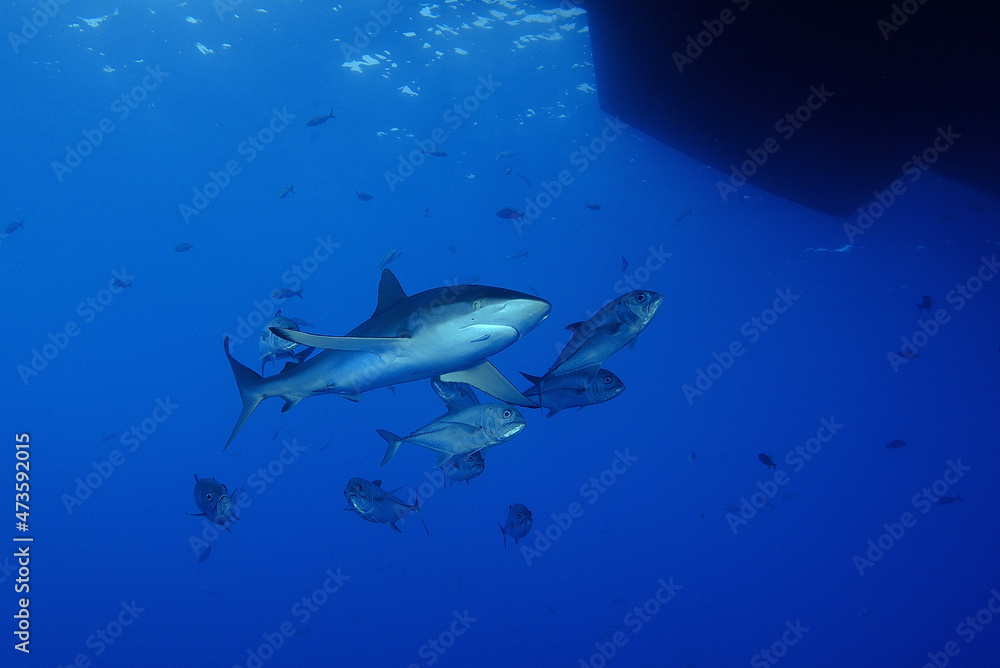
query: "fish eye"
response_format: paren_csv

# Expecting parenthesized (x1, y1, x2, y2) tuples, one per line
(204, 493, 212, 501)
(603, 375, 612, 384)
(472, 299, 482, 310)
(357, 484, 363, 491)
(502, 409, 512, 418)
(636, 293, 646, 303)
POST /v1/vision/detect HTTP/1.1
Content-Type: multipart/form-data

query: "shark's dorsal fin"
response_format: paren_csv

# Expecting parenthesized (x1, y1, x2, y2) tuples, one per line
(372, 479, 382, 487)
(373, 269, 408, 317)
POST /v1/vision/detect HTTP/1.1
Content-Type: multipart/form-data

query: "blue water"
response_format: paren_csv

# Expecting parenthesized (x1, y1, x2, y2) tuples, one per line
(4, 1, 1000, 667)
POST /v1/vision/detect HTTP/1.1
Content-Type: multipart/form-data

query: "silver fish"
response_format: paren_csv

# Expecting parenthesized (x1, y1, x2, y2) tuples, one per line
(520, 368, 625, 417)
(430, 377, 480, 410)
(223, 270, 549, 449)
(377, 403, 525, 467)
(442, 451, 485, 488)
(259, 310, 314, 373)
(500, 503, 532, 549)
(378, 248, 401, 270)
(542, 290, 662, 381)
(187, 474, 239, 532)
(343, 477, 428, 535)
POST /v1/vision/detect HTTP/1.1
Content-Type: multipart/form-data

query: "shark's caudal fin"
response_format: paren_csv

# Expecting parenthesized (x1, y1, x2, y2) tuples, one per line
(376, 429, 403, 466)
(224, 337, 269, 451)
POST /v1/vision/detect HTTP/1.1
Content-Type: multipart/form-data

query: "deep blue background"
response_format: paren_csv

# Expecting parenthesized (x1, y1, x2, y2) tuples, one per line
(3, 1, 999, 667)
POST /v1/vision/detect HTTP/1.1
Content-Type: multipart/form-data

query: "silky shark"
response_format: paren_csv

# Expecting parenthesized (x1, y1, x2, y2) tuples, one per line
(223, 269, 550, 449)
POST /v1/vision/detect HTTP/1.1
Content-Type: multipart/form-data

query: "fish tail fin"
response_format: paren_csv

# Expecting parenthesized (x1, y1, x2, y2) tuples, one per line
(224, 336, 269, 451)
(289, 186, 295, 194)
(376, 429, 403, 466)
(499, 523, 507, 551)
(294, 289, 304, 299)
(520, 371, 542, 385)
(413, 494, 429, 536)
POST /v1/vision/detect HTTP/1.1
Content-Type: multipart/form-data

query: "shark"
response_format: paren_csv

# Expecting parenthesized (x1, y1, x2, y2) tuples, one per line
(222, 269, 551, 449)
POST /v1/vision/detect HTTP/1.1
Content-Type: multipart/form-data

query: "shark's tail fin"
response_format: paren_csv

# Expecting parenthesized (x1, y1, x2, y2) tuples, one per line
(224, 337, 268, 451)
(376, 429, 403, 466)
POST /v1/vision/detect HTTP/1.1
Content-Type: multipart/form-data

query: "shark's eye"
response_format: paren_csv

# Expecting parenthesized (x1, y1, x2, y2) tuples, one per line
(472, 299, 482, 310)
(357, 484, 363, 491)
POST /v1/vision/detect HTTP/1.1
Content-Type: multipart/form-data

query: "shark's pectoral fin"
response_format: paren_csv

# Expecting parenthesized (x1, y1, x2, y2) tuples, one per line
(270, 328, 409, 361)
(281, 398, 302, 412)
(441, 361, 538, 408)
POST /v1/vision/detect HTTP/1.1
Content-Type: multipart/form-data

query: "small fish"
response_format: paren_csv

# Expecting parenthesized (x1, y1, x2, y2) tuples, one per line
(781, 492, 799, 500)
(343, 477, 428, 535)
(306, 109, 336, 126)
(272, 289, 304, 300)
(424, 207, 430, 217)
(585, 203, 602, 211)
(496, 206, 524, 221)
(319, 437, 333, 451)
(174, 243, 193, 252)
(886, 439, 907, 449)
(421, 149, 447, 157)
(112, 278, 132, 288)
(196, 544, 212, 563)
(278, 186, 295, 199)
(430, 376, 479, 410)
(447, 243, 458, 254)
(503, 166, 512, 176)
(496, 150, 515, 160)
(688, 452, 697, 462)
(520, 368, 625, 417)
(916, 295, 935, 313)
(936, 494, 964, 505)
(259, 309, 313, 372)
(517, 173, 532, 187)
(619, 255, 628, 272)
(897, 350, 920, 359)
(378, 249, 401, 270)
(507, 250, 530, 259)
(675, 207, 693, 221)
(761, 496, 776, 509)
(187, 474, 240, 532)
(354, 191, 373, 202)
(4, 220, 24, 234)
(758, 453, 776, 469)
(441, 451, 486, 489)
(859, 604, 875, 618)
(500, 503, 532, 550)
